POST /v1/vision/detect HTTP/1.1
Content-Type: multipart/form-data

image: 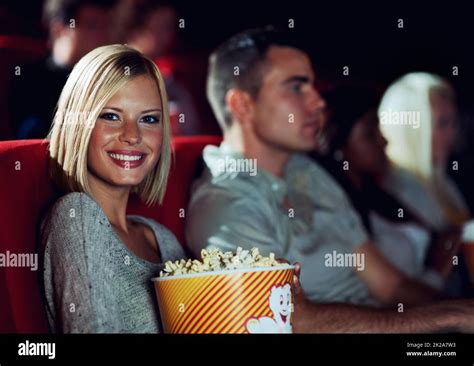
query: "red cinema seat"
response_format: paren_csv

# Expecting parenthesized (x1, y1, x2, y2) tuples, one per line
(0, 139, 53, 333)
(0, 135, 221, 333)
(127, 135, 222, 246)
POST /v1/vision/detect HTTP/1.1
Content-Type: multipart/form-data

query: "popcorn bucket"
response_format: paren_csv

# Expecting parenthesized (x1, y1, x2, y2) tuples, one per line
(152, 264, 295, 334)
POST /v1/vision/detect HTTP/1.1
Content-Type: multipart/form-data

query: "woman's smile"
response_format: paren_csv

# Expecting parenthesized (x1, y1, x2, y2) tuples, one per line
(107, 150, 148, 169)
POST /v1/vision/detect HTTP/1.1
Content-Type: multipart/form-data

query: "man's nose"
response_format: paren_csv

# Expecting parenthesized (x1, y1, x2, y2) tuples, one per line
(308, 87, 326, 113)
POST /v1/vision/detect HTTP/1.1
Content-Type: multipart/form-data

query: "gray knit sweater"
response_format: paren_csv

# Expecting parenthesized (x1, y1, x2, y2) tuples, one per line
(41, 192, 185, 333)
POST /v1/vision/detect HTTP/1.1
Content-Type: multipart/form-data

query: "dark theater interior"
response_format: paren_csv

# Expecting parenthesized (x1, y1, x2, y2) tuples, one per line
(0, 0, 473, 363)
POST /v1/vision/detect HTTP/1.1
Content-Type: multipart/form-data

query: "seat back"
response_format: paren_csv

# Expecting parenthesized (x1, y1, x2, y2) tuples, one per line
(127, 135, 222, 246)
(0, 135, 221, 332)
(0, 139, 54, 332)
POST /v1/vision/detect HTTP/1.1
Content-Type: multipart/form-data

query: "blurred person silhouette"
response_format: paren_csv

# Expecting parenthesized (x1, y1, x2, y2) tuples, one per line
(378, 73, 471, 231)
(317, 84, 469, 296)
(185, 28, 474, 332)
(187, 27, 458, 309)
(378, 73, 473, 294)
(9, 0, 118, 139)
(117, 0, 203, 136)
(120, 0, 178, 60)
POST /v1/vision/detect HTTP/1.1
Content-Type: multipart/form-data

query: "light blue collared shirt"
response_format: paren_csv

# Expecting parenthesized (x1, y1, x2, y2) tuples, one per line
(186, 143, 374, 305)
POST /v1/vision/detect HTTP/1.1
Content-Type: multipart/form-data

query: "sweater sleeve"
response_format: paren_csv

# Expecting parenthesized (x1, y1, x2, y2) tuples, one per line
(42, 192, 121, 333)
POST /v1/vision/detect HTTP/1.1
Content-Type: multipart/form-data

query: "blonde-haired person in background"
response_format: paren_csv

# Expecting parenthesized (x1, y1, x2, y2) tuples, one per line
(378, 72, 472, 290)
(378, 72, 470, 231)
(41, 44, 185, 333)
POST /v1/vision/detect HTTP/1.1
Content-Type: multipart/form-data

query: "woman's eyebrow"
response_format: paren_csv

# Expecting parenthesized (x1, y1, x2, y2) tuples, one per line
(102, 107, 123, 112)
(141, 108, 162, 113)
(101, 107, 162, 113)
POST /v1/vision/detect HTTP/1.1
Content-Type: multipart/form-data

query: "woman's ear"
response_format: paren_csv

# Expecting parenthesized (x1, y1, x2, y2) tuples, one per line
(225, 88, 255, 128)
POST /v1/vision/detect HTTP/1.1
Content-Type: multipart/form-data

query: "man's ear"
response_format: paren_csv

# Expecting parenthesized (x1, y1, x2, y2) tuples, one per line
(225, 88, 255, 128)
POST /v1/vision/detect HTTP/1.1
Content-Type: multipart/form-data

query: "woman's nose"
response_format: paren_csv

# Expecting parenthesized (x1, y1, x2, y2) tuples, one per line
(119, 120, 141, 145)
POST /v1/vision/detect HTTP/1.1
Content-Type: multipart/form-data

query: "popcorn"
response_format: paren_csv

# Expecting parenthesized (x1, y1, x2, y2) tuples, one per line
(160, 247, 284, 277)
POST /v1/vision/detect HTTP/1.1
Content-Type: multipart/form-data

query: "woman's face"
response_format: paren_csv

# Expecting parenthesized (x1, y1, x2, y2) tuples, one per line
(343, 109, 389, 177)
(87, 75, 163, 190)
(430, 90, 458, 166)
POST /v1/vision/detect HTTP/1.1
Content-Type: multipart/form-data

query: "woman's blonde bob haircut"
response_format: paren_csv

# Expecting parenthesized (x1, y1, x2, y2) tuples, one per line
(47, 44, 171, 206)
(378, 72, 455, 181)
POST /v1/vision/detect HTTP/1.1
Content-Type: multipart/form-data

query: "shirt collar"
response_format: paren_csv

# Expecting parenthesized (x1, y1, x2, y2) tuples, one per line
(202, 142, 288, 204)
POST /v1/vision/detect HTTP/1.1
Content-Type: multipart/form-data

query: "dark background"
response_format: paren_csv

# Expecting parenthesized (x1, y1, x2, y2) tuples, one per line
(3, 2, 474, 107)
(2, 0, 474, 209)
(3, 2, 473, 80)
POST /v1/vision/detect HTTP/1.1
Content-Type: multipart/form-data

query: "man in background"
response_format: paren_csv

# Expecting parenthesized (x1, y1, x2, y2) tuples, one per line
(186, 27, 474, 332)
(9, 0, 117, 139)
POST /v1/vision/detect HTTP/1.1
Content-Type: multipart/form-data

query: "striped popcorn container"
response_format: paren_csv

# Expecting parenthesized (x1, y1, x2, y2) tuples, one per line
(152, 264, 295, 334)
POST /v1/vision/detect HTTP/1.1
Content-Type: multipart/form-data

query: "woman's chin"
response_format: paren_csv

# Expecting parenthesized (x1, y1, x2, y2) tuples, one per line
(109, 175, 147, 188)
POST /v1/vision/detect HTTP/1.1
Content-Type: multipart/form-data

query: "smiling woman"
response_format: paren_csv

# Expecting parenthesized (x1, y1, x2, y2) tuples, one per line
(41, 44, 186, 333)
(87, 75, 165, 201)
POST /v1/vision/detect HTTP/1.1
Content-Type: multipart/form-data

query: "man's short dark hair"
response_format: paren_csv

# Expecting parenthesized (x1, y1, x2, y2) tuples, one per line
(43, 0, 117, 25)
(207, 26, 308, 130)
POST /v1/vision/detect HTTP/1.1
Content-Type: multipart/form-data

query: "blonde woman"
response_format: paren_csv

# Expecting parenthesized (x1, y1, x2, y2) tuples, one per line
(41, 44, 185, 333)
(378, 72, 470, 231)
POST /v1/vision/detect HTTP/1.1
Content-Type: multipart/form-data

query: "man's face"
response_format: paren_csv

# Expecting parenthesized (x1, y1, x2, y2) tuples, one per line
(143, 7, 178, 58)
(73, 5, 114, 59)
(54, 5, 113, 66)
(249, 46, 326, 153)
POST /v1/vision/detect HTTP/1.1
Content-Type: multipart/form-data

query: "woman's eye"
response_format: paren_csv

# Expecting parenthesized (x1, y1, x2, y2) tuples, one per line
(99, 113, 120, 121)
(140, 115, 160, 124)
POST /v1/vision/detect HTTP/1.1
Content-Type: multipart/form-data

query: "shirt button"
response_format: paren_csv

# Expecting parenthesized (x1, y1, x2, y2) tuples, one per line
(272, 183, 279, 191)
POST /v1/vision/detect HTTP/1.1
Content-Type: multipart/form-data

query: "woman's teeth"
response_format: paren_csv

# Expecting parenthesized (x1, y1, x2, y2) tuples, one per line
(108, 153, 143, 161)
